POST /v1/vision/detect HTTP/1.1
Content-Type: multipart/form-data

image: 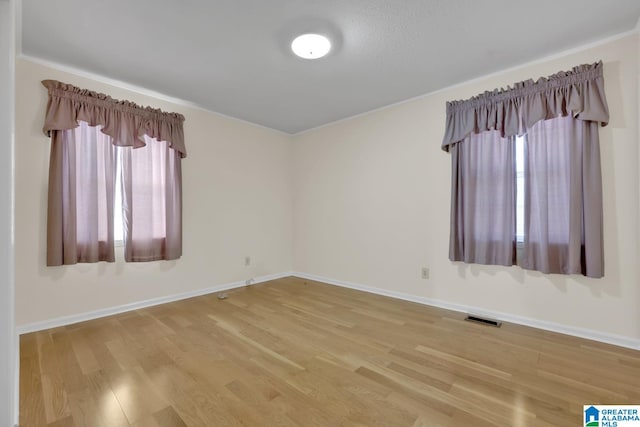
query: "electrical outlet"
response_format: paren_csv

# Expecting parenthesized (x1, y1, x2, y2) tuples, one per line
(244, 256, 251, 266)
(421, 267, 430, 279)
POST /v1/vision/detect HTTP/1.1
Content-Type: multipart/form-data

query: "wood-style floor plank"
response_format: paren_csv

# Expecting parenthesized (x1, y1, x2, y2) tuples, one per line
(20, 277, 640, 426)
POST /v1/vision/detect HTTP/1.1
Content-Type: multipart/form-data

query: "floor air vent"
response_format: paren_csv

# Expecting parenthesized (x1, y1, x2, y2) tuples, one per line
(464, 315, 502, 327)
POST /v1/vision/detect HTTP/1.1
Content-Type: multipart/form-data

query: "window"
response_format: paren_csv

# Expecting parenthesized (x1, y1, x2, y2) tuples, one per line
(42, 79, 186, 266)
(113, 139, 173, 248)
(123, 136, 183, 262)
(442, 62, 608, 278)
(114, 147, 124, 245)
(515, 135, 525, 245)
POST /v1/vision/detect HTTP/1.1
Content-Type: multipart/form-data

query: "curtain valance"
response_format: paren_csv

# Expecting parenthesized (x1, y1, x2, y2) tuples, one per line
(441, 61, 609, 152)
(41, 80, 187, 158)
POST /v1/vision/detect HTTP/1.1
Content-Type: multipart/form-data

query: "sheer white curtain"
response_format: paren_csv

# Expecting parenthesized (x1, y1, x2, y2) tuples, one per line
(120, 136, 182, 262)
(449, 130, 516, 266)
(47, 121, 115, 265)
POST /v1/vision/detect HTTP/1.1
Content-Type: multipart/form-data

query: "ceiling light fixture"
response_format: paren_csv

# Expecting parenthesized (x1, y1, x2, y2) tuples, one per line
(291, 33, 331, 59)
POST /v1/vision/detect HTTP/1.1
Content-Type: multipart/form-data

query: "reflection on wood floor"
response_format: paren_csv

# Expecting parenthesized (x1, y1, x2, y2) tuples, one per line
(20, 276, 640, 426)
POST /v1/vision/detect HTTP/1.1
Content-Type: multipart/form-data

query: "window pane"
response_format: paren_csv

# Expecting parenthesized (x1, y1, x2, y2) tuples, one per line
(515, 135, 525, 243)
(114, 147, 124, 243)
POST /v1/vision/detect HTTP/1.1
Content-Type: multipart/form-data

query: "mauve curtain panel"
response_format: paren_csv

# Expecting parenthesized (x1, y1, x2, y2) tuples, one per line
(42, 80, 186, 266)
(449, 129, 516, 266)
(522, 116, 604, 277)
(442, 62, 609, 278)
(47, 122, 116, 265)
(121, 137, 183, 262)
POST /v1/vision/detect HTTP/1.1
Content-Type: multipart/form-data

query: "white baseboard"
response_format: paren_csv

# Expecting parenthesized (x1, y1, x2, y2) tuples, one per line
(292, 271, 640, 351)
(16, 271, 294, 335)
(16, 270, 640, 351)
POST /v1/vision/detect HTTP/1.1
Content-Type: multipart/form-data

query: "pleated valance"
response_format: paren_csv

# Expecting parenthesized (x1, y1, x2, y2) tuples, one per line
(441, 61, 609, 152)
(41, 79, 187, 158)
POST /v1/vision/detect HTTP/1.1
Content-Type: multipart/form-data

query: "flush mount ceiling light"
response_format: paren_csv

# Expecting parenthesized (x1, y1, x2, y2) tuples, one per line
(291, 33, 331, 59)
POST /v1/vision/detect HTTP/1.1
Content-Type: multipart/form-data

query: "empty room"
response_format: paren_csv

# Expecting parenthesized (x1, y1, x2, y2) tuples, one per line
(2, 0, 640, 426)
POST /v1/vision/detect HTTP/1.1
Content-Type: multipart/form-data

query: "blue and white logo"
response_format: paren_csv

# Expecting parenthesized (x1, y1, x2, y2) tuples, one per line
(584, 406, 640, 427)
(585, 406, 600, 426)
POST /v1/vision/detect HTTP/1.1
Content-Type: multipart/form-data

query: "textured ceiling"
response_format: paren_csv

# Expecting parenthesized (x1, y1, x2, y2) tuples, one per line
(21, 0, 640, 134)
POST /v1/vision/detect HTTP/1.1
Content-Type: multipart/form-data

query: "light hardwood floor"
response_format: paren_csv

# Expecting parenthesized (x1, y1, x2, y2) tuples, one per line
(20, 277, 640, 426)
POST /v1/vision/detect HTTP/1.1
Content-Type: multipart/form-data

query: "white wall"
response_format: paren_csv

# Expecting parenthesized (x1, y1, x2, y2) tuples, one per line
(293, 34, 640, 347)
(0, 0, 16, 424)
(15, 58, 294, 327)
(13, 32, 640, 351)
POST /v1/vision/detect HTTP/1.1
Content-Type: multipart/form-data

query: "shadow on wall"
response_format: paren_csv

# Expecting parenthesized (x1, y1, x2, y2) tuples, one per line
(596, 59, 623, 299)
(454, 258, 616, 299)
